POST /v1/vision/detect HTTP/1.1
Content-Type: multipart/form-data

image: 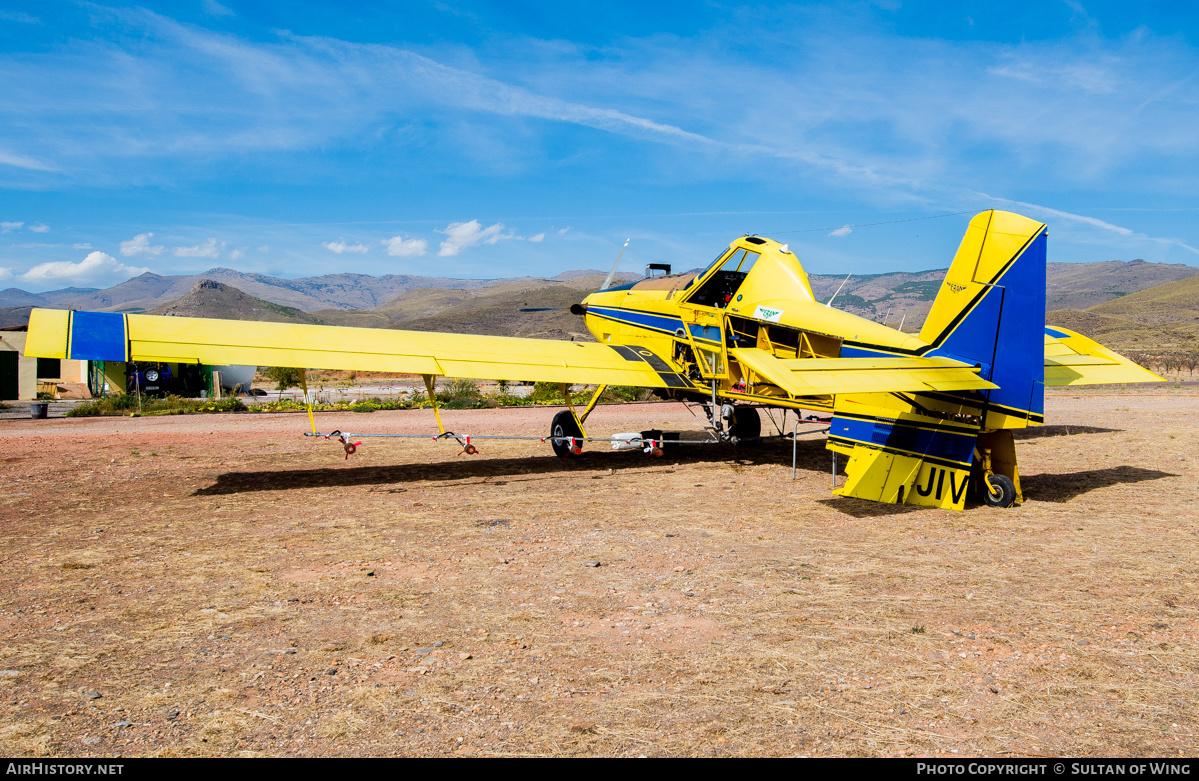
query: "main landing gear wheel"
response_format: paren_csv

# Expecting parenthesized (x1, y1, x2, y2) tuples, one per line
(982, 473, 1016, 508)
(550, 410, 584, 458)
(729, 406, 761, 445)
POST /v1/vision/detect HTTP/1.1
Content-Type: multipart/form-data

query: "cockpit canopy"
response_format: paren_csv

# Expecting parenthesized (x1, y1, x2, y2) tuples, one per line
(686, 246, 761, 308)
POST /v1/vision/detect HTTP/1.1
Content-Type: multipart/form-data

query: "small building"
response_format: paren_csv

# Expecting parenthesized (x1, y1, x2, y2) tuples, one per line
(1, 325, 244, 400)
(0, 326, 106, 400)
(0, 327, 37, 400)
(1, 325, 125, 400)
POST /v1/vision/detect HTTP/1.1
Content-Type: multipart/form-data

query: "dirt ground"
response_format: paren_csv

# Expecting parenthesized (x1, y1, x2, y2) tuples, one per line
(0, 391, 1196, 758)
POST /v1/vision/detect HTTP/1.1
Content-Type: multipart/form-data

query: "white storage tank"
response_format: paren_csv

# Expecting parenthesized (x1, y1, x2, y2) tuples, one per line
(211, 364, 256, 390)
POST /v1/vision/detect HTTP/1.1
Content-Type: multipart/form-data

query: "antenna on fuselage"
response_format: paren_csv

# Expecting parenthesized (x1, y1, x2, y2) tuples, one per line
(825, 272, 853, 308)
(600, 239, 631, 290)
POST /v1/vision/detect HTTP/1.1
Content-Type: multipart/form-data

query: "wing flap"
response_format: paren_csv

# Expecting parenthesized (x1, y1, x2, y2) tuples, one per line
(1043, 327, 1161, 386)
(731, 347, 997, 396)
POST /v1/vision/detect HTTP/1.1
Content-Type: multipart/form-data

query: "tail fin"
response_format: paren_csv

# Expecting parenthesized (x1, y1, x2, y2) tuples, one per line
(918, 210, 1047, 428)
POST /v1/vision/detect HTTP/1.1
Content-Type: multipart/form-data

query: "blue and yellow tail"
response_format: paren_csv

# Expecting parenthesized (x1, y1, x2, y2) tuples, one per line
(919, 210, 1048, 428)
(826, 210, 1047, 510)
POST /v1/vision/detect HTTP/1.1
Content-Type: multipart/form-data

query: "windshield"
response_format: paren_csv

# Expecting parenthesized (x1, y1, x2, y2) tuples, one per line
(685, 248, 761, 308)
(685, 246, 732, 290)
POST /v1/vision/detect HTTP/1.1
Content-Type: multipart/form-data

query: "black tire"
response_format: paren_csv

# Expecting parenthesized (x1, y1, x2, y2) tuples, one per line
(550, 410, 584, 458)
(729, 406, 761, 444)
(982, 473, 1016, 508)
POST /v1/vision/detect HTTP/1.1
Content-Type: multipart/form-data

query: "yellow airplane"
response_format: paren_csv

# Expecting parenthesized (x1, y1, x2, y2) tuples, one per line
(23, 210, 1159, 510)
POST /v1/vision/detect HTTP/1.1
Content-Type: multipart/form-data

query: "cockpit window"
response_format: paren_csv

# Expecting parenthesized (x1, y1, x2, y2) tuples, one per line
(720, 249, 747, 272)
(686, 249, 761, 308)
(685, 246, 733, 290)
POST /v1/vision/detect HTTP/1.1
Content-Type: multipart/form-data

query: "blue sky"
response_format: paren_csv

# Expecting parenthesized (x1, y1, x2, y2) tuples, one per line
(1, 1, 1198, 291)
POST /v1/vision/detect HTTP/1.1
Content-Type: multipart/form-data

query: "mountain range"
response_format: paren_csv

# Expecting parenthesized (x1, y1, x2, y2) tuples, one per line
(0, 268, 633, 313)
(3, 259, 1198, 351)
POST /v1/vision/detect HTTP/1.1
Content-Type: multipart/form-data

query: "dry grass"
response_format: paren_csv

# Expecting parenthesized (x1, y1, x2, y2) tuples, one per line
(0, 394, 1196, 757)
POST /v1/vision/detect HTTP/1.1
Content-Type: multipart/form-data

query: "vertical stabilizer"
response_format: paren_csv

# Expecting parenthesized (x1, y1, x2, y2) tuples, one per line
(919, 210, 1047, 428)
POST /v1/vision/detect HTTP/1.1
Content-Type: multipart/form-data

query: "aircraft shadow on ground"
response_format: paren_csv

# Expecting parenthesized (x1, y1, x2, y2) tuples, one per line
(194, 437, 835, 496)
(1021, 465, 1177, 503)
(816, 497, 926, 518)
(822, 465, 1177, 516)
(1011, 424, 1123, 440)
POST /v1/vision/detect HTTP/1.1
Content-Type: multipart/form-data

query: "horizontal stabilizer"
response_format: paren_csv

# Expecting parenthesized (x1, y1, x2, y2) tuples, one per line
(1044, 326, 1162, 386)
(731, 347, 998, 397)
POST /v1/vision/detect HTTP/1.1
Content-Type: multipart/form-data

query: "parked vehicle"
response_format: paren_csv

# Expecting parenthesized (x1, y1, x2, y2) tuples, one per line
(127, 362, 174, 395)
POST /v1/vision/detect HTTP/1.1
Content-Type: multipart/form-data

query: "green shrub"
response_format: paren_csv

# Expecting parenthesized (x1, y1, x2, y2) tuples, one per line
(66, 395, 247, 417)
(529, 382, 562, 404)
(434, 379, 488, 409)
(603, 385, 654, 402)
(486, 391, 532, 407)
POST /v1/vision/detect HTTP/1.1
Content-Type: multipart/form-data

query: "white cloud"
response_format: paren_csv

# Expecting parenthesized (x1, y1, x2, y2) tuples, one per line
(120, 232, 165, 257)
(0, 11, 40, 24)
(17, 251, 150, 286)
(0, 149, 55, 171)
(230, 248, 246, 260)
(557, 228, 571, 235)
(202, 0, 235, 17)
(828, 225, 852, 238)
(529, 233, 545, 243)
(28, 223, 49, 233)
(0, 267, 11, 280)
(984, 194, 1199, 257)
(384, 235, 427, 257)
(71, 243, 92, 249)
(1, 221, 23, 232)
(322, 240, 370, 254)
(437, 220, 513, 257)
(174, 238, 225, 258)
(257, 245, 269, 252)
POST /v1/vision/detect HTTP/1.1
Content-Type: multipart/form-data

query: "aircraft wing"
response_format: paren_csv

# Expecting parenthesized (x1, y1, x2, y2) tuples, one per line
(729, 347, 998, 396)
(24, 309, 691, 388)
(1043, 326, 1162, 386)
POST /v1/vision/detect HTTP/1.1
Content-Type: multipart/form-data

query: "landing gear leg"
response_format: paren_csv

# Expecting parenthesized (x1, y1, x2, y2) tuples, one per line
(578, 384, 607, 426)
(422, 374, 446, 435)
(971, 430, 1023, 507)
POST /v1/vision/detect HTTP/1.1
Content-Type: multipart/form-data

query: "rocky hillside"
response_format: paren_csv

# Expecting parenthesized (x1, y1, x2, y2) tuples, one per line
(145, 280, 329, 325)
(1047, 274, 1199, 353)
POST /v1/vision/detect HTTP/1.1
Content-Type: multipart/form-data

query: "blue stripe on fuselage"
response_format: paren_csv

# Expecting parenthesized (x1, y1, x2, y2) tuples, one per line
(828, 415, 977, 467)
(587, 305, 684, 335)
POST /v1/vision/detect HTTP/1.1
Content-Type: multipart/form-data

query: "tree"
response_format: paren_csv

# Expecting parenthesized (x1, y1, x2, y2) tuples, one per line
(264, 366, 306, 391)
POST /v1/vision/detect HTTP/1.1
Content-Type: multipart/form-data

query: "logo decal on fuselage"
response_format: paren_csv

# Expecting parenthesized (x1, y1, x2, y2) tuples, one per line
(753, 305, 783, 323)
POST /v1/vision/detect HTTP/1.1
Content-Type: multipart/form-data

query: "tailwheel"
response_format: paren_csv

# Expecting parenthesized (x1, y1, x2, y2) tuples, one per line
(550, 410, 584, 458)
(728, 406, 761, 445)
(982, 473, 1016, 508)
